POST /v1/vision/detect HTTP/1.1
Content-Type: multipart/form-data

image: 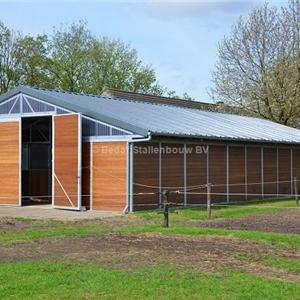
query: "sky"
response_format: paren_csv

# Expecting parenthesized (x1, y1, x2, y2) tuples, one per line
(0, 0, 286, 102)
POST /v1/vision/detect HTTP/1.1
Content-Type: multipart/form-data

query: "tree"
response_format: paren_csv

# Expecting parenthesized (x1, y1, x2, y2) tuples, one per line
(0, 21, 50, 93)
(0, 22, 20, 93)
(211, 1, 300, 126)
(47, 22, 165, 95)
(88, 37, 164, 95)
(15, 34, 51, 88)
(0, 20, 191, 99)
(47, 21, 94, 92)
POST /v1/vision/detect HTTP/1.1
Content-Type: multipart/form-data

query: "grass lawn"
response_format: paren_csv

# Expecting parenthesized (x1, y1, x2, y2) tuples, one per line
(0, 261, 299, 300)
(1, 199, 298, 248)
(136, 197, 296, 221)
(0, 198, 299, 299)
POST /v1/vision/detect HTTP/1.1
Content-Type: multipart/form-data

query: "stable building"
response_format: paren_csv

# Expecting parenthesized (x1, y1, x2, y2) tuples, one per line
(0, 85, 300, 212)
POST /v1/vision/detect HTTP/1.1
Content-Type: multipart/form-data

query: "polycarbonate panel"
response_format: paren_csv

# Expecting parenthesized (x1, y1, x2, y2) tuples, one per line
(82, 117, 130, 137)
(22, 98, 33, 113)
(96, 122, 110, 136)
(112, 128, 127, 136)
(82, 118, 96, 136)
(10, 98, 20, 114)
(56, 108, 69, 114)
(0, 98, 15, 114)
(26, 97, 55, 112)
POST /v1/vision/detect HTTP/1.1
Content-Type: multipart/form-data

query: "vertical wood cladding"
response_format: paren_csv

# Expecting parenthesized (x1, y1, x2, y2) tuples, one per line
(293, 148, 300, 192)
(82, 142, 91, 209)
(0, 121, 20, 205)
(133, 143, 160, 210)
(186, 144, 207, 204)
(53, 115, 79, 208)
(92, 142, 127, 211)
(278, 148, 291, 195)
(263, 148, 277, 196)
(229, 146, 245, 201)
(129, 141, 296, 211)
(246, 147, 262, 198)
(209, 145, 227, 202)
(161, 143, 184, 204)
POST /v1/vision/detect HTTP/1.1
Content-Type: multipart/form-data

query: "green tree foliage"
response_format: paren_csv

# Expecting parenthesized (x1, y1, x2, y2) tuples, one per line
(16, 34, 51, 87)
(0, 21, 190, 99)
(48, 22, 93, 92)
(0, 21, 50, 93)
(88, 37, 164, 95)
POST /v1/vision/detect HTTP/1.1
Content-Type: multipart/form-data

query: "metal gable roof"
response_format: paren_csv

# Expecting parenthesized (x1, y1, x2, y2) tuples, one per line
(0, 86, 148, 136)
(1, 85, 300, 144)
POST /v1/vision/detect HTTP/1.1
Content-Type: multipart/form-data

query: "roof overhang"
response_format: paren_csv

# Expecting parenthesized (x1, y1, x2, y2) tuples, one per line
(150, 132, 300, 146)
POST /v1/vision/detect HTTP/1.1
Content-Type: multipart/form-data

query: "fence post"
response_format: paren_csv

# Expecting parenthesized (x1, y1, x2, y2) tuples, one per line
(162, 190, 170, 227)
(294, 177, 299, 207)
(207, 183, 212, 219)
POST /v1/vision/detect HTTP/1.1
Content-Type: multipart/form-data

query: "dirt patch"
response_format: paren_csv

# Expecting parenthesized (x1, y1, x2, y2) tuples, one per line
(75, 214, 150, 228)
(0, 215, 147, 233)
(198, 208, 300, 234)
(0, 218, 35, 231)
(0, 233, 299, 283)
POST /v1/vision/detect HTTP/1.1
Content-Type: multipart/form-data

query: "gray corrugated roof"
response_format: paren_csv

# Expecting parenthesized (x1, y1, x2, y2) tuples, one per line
(1, 85, 300, 144)
(101, 88, 247, 115)
(102, 88, 219, 110)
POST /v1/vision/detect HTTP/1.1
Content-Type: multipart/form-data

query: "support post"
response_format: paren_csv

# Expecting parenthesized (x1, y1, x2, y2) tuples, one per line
(294, 177, 299, 206)
(183, 144, 187, 207)
(162, 190, 170, 227)
(207, 183, 212, 219)
(226, 145, 229, 203)
(261, 147, 264, 198)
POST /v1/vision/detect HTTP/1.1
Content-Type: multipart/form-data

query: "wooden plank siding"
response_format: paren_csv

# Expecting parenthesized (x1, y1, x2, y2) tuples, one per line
(53, 114, 80, 208)
(293, 148, 300, 192)
(0, 121, 20, 205)
(263, 148, 277, 196)
(127, 142, 297, 211)
(278, 148, 291, 195)
(161, 143, 184, 205)
(246, 147, 262, 199)
(228, 146, 246, 201)
(133, 143, 160, 210)
(92, 142, 127, 211)
(82, 142, 91, 209)
(186, 144, 207, 204)
(208, 145, 227, 203)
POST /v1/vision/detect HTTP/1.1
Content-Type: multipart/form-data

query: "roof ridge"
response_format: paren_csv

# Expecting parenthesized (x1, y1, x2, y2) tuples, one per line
(99, 93, 253, 118)
(26, 85, 173, 107)
(23, 85, 256, 118)
(99, 93, 225, 113)
(102, 87, 213, 104)
(22, 85, 104, 99)
(24, 84, 216, 112)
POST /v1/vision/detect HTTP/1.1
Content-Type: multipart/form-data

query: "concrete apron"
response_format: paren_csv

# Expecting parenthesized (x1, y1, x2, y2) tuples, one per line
(0, 205, 121, 221)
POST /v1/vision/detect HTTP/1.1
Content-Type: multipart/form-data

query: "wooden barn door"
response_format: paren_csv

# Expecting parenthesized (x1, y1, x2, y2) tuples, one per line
(0, 119, 21, 206)
(52, 114, 82, 210)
